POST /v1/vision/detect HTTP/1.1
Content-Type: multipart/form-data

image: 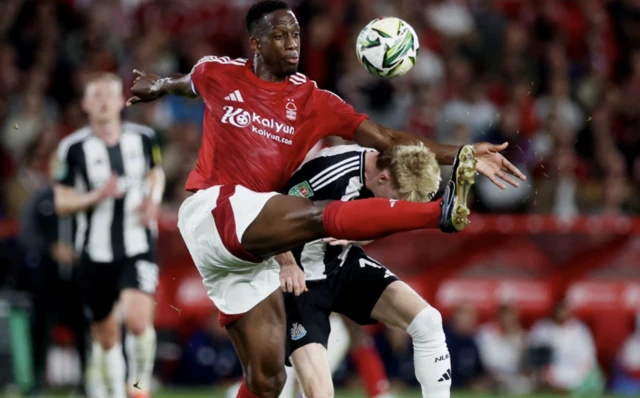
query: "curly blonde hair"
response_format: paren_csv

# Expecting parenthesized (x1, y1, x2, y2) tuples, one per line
(376, 143, 441, 203)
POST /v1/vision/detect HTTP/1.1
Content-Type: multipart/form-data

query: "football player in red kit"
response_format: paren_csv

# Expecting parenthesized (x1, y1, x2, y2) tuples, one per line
(128, 2, 525, 397)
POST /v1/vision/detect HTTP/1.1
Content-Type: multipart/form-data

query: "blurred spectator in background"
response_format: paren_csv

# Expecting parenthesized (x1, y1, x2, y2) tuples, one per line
(476, 303, 533, 394)
(2, 131, 57, 219)
(17, 153, 87, 395)
(444, 303, 489, 391)
(528, 299, 604, 395)
(611, 313, 640, 396)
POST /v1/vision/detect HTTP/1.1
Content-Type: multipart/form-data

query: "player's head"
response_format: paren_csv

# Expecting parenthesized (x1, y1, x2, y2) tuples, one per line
(82, 73, 124, 124)
(372, 144, 441, 202)
(247, 1, 300, 77)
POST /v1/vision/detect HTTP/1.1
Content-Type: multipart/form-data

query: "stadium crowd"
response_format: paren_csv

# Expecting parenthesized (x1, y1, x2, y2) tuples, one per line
(0, 0, 639, 396)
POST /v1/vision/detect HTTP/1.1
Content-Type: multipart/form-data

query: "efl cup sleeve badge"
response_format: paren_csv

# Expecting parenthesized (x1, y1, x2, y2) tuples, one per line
(288, 181, 314, 198)
(286, 98, 297, 121)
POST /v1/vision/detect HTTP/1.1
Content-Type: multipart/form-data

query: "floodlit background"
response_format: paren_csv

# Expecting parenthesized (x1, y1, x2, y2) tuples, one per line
(0, 0, 639, 397)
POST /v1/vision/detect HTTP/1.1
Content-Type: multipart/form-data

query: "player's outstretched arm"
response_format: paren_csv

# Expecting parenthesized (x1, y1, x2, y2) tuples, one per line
(126, 70, 196, 106)
(53, 174, 122, 216)
(353, 120, 526, 190)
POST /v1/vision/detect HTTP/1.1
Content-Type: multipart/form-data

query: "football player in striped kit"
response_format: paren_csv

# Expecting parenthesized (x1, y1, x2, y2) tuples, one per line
(54, 73, 165, 398)
(279, 143, 476, 398)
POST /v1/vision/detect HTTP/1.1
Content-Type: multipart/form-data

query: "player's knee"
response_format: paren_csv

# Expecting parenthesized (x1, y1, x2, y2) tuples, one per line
(407, 305, 444, 344)
(245, 367, 287, 398)
(94, 331, 118, 350)
(124, 315, 148, 336)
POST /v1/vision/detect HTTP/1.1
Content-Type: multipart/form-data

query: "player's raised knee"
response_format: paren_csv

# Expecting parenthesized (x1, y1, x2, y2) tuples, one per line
(408, 305, 445, 343)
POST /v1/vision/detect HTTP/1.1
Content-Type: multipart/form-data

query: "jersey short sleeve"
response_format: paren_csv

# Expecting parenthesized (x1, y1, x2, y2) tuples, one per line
(141, 128, 162, 168)
(313, 89, 368, 141)
(190, 56, 221, 98)
(55, 142, 77, 187)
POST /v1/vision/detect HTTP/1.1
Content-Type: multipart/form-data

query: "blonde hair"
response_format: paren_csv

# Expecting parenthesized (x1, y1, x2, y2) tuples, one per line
(84, 72, 122, 94)
(377, 143, 441, 203)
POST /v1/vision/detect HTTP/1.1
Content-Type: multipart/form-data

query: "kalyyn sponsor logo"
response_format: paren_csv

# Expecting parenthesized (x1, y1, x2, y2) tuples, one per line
(222, 106, 295, 134)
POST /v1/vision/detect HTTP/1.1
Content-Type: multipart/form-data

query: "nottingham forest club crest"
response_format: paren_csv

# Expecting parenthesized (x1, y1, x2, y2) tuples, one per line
(285, 98, 297, 121)
(288, 181, 313, 198)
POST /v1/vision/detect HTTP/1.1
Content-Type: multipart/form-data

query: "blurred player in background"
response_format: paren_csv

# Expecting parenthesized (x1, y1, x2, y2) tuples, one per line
(128, 1, 524, 397)
(54, 73, 165, 398)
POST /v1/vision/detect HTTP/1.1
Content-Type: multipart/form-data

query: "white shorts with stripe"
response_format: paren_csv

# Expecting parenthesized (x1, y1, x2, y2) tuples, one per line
(177, 185, 280, 315)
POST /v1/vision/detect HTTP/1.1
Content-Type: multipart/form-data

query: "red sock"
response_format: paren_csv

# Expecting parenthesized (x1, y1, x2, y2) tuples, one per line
(322, 198, 441, 241)
(236, 382, 259, 398)
(351, 345, 390, 397)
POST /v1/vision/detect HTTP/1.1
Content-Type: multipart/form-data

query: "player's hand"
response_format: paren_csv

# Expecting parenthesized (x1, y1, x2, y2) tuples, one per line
(279, 263, 307, 296)
(472, 142, 527, 190)
(99, 174, 123, 199)
(138, 197, 159, 227)
(126, 69, 164, 106)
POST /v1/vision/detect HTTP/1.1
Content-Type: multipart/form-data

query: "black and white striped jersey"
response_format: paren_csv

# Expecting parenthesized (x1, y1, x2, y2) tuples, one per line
(55, 122, 161, 263)
(280, 145, 375, 280)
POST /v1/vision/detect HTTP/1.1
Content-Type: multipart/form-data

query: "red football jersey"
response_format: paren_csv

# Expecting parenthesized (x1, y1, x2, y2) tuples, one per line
(186, 56, 369, 193)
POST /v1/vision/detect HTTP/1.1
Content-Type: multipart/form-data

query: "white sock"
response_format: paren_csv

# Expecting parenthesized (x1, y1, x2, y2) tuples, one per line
(280, 366, 298, 398)
(327, 314, 351, 374)
(125, 327, 157, 392)
(86, 342, 108, 398)
(103, 343, 127, 398)
(406, 306, 451, 398)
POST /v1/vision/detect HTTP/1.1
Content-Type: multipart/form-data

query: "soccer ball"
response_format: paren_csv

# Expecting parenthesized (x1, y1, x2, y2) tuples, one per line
(356, 17, 419, 78)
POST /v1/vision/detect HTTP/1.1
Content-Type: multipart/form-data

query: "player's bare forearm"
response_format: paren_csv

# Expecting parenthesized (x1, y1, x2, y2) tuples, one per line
(160, 74, 197, 98)
(145, 166, 166, 204)
(128, 71, 196, 106)
(53, 184, 104, 216)
(354, 120, 458, 165)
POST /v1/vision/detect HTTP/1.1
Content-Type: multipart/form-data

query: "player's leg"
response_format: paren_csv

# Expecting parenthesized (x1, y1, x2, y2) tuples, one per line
(290, 344, 334, 397)
(78, 257, 126, 398)
(284, 283, 335, 398)
(119, 256, 159, 396)
(371, 281, 451, 398)
(225, 289, 287, 398)
(91, 311, 127, 398)
(242, 145, 477, 258)
(241, 194, 442, 258)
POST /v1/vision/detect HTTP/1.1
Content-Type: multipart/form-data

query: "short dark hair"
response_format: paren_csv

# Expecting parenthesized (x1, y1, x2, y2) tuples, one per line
(246, 0, 291, 37)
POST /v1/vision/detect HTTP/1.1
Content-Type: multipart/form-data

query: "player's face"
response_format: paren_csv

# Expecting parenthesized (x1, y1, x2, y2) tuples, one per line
(257, 10, 300, 76)
(82, 80, 124, 124)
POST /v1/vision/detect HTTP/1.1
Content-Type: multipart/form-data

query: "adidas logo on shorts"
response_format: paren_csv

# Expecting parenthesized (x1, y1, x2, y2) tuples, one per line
(291, 323, 307, 341)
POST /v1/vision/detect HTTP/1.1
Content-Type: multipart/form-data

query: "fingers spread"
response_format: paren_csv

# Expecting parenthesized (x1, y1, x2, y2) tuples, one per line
(497, 171, 520, 187)
(502, 158, 527, 181)
(488, 173, 507, 190)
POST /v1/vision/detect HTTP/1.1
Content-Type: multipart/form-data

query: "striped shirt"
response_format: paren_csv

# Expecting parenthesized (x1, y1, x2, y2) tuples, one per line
(280, 145, 375, 280)
(55, 122, 161, 263)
